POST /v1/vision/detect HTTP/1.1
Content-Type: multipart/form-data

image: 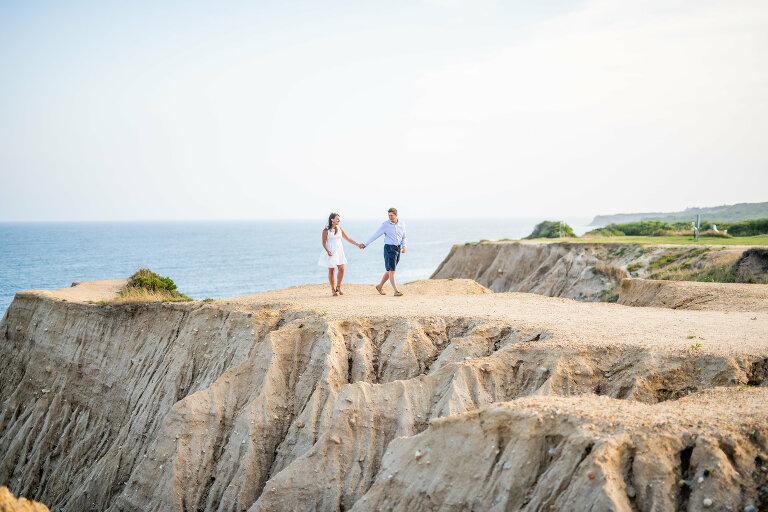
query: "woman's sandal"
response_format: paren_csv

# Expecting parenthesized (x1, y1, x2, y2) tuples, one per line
(393, 291, 404, 297)
(336, 287, 344, 295)
(332, 290, 338, 296)
(375, 285, 386, 295)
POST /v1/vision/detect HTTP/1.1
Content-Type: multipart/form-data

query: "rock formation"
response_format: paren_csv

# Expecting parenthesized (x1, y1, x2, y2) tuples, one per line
(618, 278, 768, 311)
(430, 241, 759, 301)
(1, 279, 767, 511)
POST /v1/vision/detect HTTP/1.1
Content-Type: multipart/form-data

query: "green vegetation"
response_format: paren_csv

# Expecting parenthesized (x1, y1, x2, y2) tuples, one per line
(203, 298, 214, 303)
(568, 235, 768, 245)
(525, 221, 575, 239)
(648, 256, 738, 283)
(688, 262, 737, 283)
(599, 288, 619, 302)
(585, 220, 672, 237)
(648, 248, 708, 270)
(719, 218, 768, 237)
(113, 269, 193, 304)
(585, 218, 768, 240)
(127, 268, 181, 293)
(586, 226, 625, 237)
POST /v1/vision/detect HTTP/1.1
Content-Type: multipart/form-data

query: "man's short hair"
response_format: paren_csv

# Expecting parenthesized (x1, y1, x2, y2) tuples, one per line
(388, 207, 398, 215)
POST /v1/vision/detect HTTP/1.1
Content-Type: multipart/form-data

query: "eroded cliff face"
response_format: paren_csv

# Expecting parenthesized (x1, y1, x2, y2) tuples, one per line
(618, 278, 768, 311)
(430, 242, 639, 300)
(430, 242, 752, 301)
(1, 282, 767, 511)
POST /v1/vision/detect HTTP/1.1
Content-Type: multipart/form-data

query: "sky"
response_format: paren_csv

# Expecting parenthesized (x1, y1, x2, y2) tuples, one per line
(1, 0, 766, 222)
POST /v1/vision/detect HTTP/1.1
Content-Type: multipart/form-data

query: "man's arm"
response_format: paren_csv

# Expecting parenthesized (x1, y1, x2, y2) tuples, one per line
(363, 223, 386, 247)
(400, 224, 407, 249)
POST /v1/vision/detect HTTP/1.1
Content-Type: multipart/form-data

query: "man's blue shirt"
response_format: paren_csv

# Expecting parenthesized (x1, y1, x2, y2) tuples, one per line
(364, 220, 407, 247)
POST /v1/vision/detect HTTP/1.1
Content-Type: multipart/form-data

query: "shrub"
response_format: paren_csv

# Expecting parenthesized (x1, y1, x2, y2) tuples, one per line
(611, 221, 671, 236)
(584, 226, 625, 237)
(525, 221, 575, 239)
(113, 269, 193, 304)
(127, 268, 179, 292)
(718, 218, 768, 236)
(670, 221, 693, 231)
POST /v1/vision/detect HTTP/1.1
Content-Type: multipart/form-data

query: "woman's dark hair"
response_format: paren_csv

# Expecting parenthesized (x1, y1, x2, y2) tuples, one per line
(327, 212, 339, 234)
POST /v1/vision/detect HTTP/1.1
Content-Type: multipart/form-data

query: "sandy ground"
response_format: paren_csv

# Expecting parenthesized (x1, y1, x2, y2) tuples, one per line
(27, 279, 127, 303)
(36, 278, 768, 358)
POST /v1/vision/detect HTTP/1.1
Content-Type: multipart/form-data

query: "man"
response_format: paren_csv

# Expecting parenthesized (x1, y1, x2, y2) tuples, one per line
(360, 207, 407, 296)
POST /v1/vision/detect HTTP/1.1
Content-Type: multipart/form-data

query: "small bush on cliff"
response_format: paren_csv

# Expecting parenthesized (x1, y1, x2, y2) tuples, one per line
(525, 221, 575, 239)
(113, 269, 193, 304)
(128, 268, 179, 292)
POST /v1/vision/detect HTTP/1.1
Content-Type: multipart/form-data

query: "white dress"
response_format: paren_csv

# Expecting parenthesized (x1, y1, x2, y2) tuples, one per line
(318, 227, 348, 268)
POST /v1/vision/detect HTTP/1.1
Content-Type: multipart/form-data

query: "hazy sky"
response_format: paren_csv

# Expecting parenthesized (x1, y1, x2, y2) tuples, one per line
(1, 0, 766, 221)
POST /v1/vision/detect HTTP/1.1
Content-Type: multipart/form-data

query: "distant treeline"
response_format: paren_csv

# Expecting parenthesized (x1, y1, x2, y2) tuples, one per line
(586, 218, 768, 237)
(590, 201, 768, 226)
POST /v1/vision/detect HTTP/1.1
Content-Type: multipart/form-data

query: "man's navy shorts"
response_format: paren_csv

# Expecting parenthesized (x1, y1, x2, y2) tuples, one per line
(384, 244, 401, 271)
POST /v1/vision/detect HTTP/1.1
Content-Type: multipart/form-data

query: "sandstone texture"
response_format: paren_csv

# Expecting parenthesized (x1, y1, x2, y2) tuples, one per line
(1, 278, 767, 511)
(736, 249, 768, 284)
(619, 278, 768, 311)
(430, 241, 760, 301)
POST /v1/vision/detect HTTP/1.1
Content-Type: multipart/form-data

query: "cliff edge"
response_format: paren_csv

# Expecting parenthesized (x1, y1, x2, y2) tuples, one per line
(1, 279, 767, 511)
(430, 241, 763, 301)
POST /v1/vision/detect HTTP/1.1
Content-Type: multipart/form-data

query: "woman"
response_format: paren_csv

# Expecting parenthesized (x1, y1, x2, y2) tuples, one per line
(318, 213, 362, 296)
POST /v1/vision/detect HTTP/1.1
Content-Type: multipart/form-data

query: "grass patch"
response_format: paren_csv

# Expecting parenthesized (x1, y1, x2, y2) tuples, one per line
(648, 253, 739, 283)
(203, 298, 215, 303)
(599, 288, 619, 302)
(688, 262, 737, 283)
(566, 235, 768, 245)
(110, 269, 193, 304)
(648, 252, 682, 270)
(593, 263, 629, 281)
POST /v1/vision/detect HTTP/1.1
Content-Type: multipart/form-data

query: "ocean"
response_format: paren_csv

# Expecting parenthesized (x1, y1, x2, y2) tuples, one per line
(0, 218, 591, 316)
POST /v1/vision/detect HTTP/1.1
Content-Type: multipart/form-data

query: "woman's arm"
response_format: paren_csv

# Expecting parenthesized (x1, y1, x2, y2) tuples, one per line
(321, 229, 332, 256)
(340, 228, 358, 246)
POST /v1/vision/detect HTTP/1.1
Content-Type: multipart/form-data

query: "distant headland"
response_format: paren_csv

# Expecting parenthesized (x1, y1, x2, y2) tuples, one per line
(589, 201, 768, 226)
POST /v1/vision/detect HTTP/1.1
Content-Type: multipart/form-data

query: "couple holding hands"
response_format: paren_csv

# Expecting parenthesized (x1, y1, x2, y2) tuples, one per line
(318, 207, 406, 297)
